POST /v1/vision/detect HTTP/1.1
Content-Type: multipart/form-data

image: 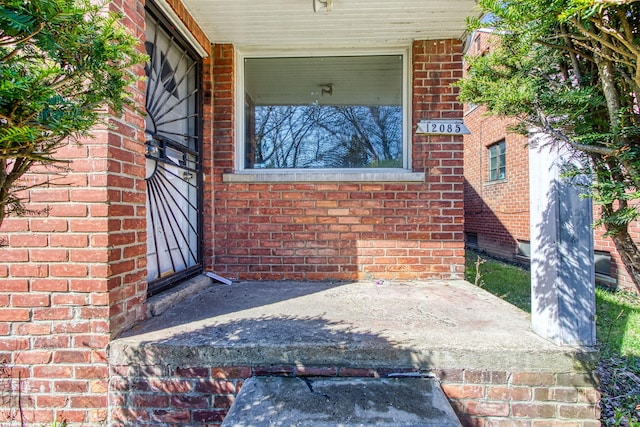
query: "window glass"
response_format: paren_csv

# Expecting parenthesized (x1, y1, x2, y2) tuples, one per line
(466, 232, 478, 247)
(488, 140, 506, 181)
(243, 55, 404, 169)
(517, 240, 531, 258)
(594, 250, 612, 277)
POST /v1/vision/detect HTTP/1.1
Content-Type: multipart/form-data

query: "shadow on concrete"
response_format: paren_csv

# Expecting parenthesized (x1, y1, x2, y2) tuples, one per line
(115, 312, 426, 369)
(113, 280, 592, 374)
(110, 313, 447, 426)
(134, 280, 348, 335)
(221, 376, 462, 427)
(108, 280, 601, 426)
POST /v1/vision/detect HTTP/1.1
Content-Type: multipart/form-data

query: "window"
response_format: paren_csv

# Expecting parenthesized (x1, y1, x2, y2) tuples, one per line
(488, 140, 506, 181)
(241, 54, 406, 170)
(466, 232, 478, 248)
(594, 250, 612, 277)
(517, 240, 530, 259)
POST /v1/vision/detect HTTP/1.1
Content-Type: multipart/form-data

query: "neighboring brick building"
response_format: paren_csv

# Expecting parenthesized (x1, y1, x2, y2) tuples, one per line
(463, 105, 530, 262)
(0, 2, 599, 426)
(463, 31, 639, 293)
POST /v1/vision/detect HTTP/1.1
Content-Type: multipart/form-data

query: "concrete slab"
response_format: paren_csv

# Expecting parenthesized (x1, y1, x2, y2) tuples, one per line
(221, 377, 462, 427)
(111, 279, 596, 372)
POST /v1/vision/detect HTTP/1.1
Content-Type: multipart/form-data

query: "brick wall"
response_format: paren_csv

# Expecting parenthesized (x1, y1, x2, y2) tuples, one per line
(109, 363, 600, 426)
(0, 111, 147, 425)
(593, 211, 640, 292)
(207, 40, 466, 281)
(463, 102, 530, 261)
(463, 32, 639, 293)
(0, 0, 213, 424)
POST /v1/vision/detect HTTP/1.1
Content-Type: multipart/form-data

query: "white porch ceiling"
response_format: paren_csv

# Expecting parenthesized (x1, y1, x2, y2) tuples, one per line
(180, 0, 481, 49)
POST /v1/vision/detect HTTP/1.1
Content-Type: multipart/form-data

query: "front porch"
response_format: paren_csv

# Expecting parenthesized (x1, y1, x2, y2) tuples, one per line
(108, 279, 599, 426)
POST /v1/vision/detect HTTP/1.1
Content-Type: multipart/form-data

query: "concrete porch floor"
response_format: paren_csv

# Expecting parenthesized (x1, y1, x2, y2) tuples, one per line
(110, 278, 596, 372)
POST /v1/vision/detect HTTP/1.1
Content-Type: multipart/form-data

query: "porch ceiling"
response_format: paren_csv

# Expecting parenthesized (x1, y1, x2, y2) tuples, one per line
(181, 0, 481, 49)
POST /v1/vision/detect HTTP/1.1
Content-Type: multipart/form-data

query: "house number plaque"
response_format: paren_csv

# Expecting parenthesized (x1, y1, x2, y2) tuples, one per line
(416, 119, 470, 135)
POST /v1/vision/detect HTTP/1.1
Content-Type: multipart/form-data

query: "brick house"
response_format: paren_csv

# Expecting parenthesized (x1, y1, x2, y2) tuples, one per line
(0, 1, 600, 425)
(463, 30, 640, 294)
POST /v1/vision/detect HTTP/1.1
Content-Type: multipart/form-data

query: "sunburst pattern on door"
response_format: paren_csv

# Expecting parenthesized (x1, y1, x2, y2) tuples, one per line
(144, 6, 202, 295)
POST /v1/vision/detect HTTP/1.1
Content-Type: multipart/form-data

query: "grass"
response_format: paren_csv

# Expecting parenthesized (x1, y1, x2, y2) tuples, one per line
(596, 287, 640, 359)
(465, 249, 640, 426)
(464, 250, 531, 312)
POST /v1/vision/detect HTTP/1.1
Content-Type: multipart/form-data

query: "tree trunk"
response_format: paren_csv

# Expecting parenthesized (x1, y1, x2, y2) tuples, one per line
(593, 47, 621, 129)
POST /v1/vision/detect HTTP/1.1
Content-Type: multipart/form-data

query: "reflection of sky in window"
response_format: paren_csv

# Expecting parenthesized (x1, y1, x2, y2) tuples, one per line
(251, 105, 402, 169)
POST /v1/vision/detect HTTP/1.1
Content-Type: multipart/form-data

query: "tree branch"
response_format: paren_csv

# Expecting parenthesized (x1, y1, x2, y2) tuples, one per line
(591, 15, 640, 59)
(528, 113, 617, 156)
(560, 23, 583, 83)
(571, 37, 636, 69)
(570, 15, 638, 74)
(0, 22, 46, 62)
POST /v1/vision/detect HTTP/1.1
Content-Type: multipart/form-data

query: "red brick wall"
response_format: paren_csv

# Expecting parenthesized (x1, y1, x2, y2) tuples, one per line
(1, 114, 146, 424)
(163, 0, 211, 53)
(463, 103, 530, 260)
(465, 102, 640, 292)
(109, 363, 599, 426)
(462, 32, 530, 261)
(463, 32, 639, 293)
(0, 0, 211, 426)
(207, 40, 466, 281)
(0, 0, 213, 424)
(593, 213, 640, 292)
(201, 51, 216, 280)
(0, 113, 147, 424)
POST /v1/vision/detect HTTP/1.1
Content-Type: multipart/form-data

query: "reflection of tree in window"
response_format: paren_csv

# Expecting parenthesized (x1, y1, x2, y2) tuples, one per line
(250, 105, 402, 169)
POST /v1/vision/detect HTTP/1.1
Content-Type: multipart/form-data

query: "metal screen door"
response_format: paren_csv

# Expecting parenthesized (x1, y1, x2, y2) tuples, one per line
(144, 5, 202, 296)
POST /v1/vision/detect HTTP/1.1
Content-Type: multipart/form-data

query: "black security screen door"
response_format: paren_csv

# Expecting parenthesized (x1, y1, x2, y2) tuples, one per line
(144, 4, 203, 296)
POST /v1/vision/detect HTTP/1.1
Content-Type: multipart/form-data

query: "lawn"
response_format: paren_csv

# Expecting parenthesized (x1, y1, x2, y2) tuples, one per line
(465, 249, 640, 426)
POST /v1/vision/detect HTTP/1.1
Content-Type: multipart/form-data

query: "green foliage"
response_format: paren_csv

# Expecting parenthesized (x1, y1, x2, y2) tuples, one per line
(0, 0, 145, 226)
(465, 250, 640, 425)
(596, 287, 640, 358)
(456, 0, 640, 290)
(465, 249, 640, 357)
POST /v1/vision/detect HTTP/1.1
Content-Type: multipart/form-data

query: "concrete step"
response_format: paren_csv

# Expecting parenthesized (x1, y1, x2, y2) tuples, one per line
(221, 376, 462, 427)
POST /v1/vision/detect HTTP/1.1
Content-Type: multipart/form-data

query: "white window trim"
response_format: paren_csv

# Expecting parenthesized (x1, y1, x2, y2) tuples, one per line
(150, 0, 208, 59)
(487, 140, 506, 182)
(229, 48, 417, 183)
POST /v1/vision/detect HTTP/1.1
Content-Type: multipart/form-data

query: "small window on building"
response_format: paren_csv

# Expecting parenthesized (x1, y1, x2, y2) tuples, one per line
(517, 240, 530, 259)
(242, 54, 405, 170)
(594, 250, 617, 286)
(466, 232, 478, 248)
(594, 250, 612, 277)
(488, 140, 506, 181)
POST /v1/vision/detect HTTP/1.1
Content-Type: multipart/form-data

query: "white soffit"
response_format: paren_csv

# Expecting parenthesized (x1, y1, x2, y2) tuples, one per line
(180, 0, 481, 49)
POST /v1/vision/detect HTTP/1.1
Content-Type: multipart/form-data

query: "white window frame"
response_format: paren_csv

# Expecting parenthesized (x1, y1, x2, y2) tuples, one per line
(488, 140, 506, 182)
(226, 48, 424, 183)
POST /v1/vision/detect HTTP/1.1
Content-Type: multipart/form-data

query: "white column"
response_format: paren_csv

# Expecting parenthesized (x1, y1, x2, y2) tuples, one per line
(529, 134, 596, 346)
